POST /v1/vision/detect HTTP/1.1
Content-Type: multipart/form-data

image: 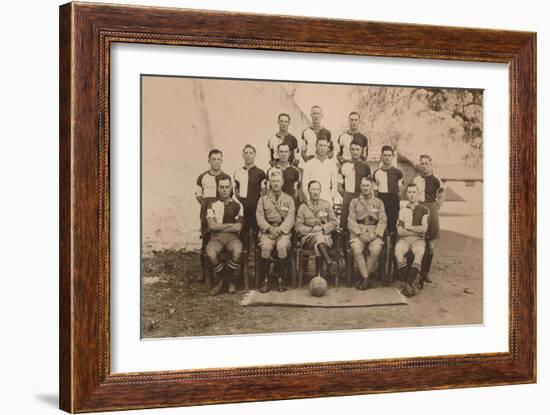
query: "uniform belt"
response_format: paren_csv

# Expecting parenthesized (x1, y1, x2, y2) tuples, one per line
(357, 218, 378, 225)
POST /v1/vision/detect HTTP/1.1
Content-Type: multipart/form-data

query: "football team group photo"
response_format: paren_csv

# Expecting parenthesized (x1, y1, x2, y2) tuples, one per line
(141, 75, 484, 338)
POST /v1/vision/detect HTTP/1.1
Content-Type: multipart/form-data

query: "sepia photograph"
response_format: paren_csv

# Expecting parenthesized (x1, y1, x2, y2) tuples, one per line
(140, 75, 483, 339)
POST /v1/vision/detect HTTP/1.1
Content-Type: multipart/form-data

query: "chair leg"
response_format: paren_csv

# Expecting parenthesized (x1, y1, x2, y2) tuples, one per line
(334, 251, 340, 288)
(291, 252, 297, 288)
(202, 252, 211, 291)
(346, 249, 352, 288)
(297, 250, 303, 288)
(254, 242, 260, 290)
(242, 249, 249, 291)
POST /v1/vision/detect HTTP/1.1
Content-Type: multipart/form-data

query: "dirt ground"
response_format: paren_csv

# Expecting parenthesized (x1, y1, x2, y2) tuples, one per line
(141, 229, 482, 338)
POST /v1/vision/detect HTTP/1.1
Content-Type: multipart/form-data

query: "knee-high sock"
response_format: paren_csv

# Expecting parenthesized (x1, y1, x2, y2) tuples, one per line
(260, 258, 270, 282)
(354, 252, 369, 279)
(317, 243, 333, 267)
(366, 253, 380, 275)
(407, 266, 419, 284)
(315, 256, 323, 276)
(421, 250, 434, 277)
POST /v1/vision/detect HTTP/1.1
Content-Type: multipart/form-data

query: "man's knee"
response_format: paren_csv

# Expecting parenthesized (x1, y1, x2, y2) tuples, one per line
(350, 240, 365, 256)
(205, 244, 220, 264)
(276, 238, 290, 258)
(230, 242, 243, 262)
(369, 239, 383, 256)
(394, 241, 408, 259)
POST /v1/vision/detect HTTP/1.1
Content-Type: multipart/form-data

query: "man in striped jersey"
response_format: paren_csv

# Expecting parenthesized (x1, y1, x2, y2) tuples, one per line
(395, 183, 429, 297)
(300, 105, 332, 163)
(266, 143, 301, 206)
(413, 154, 445, 284)
(267, 113, 299, 167)
(372, 145, 404, 236)
(335, 112, 369, 164)
(338, 141, 371, 230)
(204, 177, 244, 295)
(234, 145, 266, 239)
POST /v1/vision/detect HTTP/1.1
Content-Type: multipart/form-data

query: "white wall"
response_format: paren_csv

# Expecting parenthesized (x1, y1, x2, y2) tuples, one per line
(0, 0, 546, 414)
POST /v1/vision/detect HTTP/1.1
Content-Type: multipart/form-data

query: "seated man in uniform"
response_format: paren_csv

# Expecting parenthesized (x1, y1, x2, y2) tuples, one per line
(204, 178, 244, 296)
(348, 177, 387, 290)
(395, 183, 429, 297)
(295, 180, 338, 280)
(256, 169, 296, 293)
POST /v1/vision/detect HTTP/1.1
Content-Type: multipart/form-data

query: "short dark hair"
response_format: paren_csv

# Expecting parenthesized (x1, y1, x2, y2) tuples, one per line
(278, 113, 291, 121)
(349, 140, 363, 149)
(277, 143, 290, 151)
(381, 145, 394, 155)
(407, 183, 418, 190)
(419, 154, 432, 162)
(217, 177, 232, 187)
(349, 111, 360, 118)
(208, 149, 223, 159)
(311, 105, 322, 112)
(316, 137, 330, 145)
(308, 180, 322, 190)
(361, 176, 373, 185)
(242, 144, 256, 153)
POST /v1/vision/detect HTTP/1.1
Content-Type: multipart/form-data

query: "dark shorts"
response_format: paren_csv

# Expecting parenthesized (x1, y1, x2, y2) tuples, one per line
(340, 191, 359, 230)
(377, 192, 400, 234)
(422, 201, 440, 240)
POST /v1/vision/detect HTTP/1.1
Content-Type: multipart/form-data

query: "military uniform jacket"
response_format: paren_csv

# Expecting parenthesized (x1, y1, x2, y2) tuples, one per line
(348, 195, 387, 239)
(256, 192, 296, 234)
(295, 199, 338, 236)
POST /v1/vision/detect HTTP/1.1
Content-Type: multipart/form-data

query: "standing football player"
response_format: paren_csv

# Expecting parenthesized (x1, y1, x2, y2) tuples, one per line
(301, 105, 332, 163)
(335, 112, 369, 164)
(338, 141, 371, 231)
(372, 145, 404, 236)
(413, 154, 445, 285)
(234, 144, 266, 248)
(267, 113, 299, 167)
(266, 143, 301, 206)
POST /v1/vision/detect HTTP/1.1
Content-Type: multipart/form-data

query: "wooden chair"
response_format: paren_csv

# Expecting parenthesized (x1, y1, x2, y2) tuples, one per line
(296, 230, 343, 287)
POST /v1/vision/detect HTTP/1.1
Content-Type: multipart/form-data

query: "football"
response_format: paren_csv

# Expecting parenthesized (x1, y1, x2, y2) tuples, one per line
(309, 276, 328, 297)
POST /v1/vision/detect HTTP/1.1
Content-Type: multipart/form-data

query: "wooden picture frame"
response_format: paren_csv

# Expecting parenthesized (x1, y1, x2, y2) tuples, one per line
(59, 2, 536, 412)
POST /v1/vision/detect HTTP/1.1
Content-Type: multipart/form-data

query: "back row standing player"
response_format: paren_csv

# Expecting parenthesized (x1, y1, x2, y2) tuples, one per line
(372, 145, 404, 236)
(301, 105, 332, 163)
(267, 113, 300, 167)
(335, 112, 369, 164)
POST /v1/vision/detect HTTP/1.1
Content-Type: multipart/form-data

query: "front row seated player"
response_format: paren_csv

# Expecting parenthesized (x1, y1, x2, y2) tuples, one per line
(348, 177, 387, 290)
(204, 178, 244, 296)
(295, 180, 338, 280)
(256, 169, 296, 293)
(395, 183, 429, 297)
